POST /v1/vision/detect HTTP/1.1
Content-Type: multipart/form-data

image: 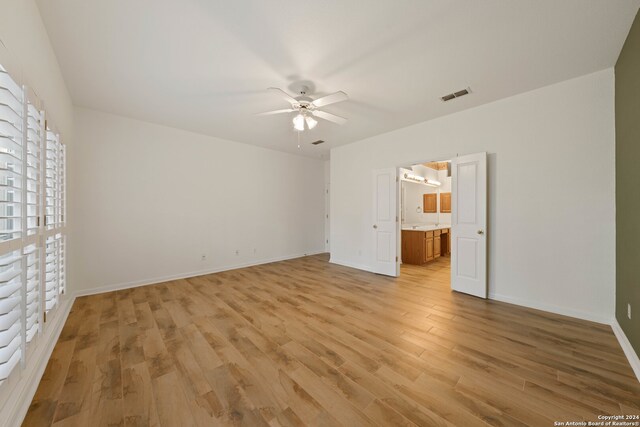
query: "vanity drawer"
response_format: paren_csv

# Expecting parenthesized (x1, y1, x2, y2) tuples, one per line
(425, 231, 434, 238)
(434, 229, 441, 236)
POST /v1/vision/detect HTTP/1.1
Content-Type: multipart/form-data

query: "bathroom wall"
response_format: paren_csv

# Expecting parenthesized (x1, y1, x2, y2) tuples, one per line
(402, 167, 451, 225)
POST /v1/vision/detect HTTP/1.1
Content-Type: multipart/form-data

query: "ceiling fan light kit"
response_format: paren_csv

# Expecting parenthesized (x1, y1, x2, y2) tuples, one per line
(259, 85, 349, 133)
(292, 112, 318, 131)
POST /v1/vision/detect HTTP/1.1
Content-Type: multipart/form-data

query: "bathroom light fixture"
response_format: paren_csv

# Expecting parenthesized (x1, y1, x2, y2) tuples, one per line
(404, 173, 425, 183)
(403, 173, 442, 187)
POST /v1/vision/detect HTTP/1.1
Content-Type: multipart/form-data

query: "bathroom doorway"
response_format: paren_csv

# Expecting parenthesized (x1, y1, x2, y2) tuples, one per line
(399, 160, 453, 284)
(372, 153, 487, 297)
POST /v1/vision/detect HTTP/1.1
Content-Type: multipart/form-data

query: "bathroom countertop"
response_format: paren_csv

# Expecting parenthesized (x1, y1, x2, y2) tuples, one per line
(401, 224, 451, 231)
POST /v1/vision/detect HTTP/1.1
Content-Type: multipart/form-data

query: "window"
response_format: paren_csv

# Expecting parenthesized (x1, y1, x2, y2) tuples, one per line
(0, 62, 67, 387)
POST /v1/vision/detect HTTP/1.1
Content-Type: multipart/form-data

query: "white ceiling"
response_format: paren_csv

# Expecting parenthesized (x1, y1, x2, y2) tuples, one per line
(36, 0, 639, 158)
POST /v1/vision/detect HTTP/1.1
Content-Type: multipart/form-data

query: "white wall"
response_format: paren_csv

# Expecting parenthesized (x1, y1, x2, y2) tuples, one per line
(331, 69, 615, 323)
(0, 1, 74, 425)
(71, 107, 326, 295)
(0, 0, 73, 136)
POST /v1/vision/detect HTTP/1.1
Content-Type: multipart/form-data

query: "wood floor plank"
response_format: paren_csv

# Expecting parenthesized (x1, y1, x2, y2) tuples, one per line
(24, 254, 640, 426)
(122, 362, 160, 427)
(152, 370, 196, 427)
(52, 346, 98, 423)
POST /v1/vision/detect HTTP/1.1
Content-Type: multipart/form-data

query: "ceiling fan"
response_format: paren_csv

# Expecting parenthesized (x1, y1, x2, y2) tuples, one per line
(258, 86, 348, 131)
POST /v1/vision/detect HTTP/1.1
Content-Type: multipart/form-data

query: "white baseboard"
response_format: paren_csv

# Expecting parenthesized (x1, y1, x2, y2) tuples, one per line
(0, 297, 74, 427)
(488, 292, 612, 325)
(74, 251, 327, 298)
(611, 319, 640, 383)
(329, 257, 372, 273)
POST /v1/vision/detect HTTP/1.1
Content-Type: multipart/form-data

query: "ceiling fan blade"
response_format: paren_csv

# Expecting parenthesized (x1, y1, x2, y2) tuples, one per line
(256, 108, 295, 116)
(312, 110, 347, 125)
(311, 91, 348, 108)
(267, 87, 298, 105)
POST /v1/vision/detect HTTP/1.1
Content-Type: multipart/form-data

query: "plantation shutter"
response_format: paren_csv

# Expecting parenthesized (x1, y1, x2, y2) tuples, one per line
(0, 250, 22, 386)
(0, 55, 67, 390)
(58, 234, 65, 295)
(23, 244, 39, 343)
(44, 235, 59, 314)
(25, 100, 41, 236)
(0, 64, 24, 386)
(0, 65, 23, 243)
(44, 130, 59, 230)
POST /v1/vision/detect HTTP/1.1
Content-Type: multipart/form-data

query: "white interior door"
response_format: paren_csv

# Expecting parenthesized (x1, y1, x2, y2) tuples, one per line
(372, 168, 399, 276)
(451, 152, 487, 298)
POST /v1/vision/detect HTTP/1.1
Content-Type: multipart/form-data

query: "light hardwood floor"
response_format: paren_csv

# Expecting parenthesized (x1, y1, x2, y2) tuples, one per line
(24, 254, 639, 426)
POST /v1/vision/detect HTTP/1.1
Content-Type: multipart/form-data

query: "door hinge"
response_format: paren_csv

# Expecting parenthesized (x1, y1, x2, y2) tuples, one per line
(395, 256, 398, 262)
(37, 216, 40, 227)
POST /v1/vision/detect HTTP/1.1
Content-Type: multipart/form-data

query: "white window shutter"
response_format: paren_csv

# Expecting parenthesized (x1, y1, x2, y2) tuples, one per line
(0, 65, 24, 243)
(44, 235, 59, 313)
(0, 60, 67, 390)
(0, 250, 22, 385)
(25, 101, 42, 236)
(45, 130, 59, 231)
(23, 244, 39, 343)
(58, 235, 65, 295)
(0, 64, 24, 386)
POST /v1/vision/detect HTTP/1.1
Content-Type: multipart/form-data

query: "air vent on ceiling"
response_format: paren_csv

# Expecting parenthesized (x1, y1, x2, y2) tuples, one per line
(441, 87, 471, 102)
(311, 140, 325, 145)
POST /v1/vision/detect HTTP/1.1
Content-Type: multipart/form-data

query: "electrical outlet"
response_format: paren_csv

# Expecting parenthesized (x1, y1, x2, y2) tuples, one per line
(201, 254, 207, 261)
(628, 303, 632, 320)
(235, 250, 240, 256)
(253, 248, 257, 254)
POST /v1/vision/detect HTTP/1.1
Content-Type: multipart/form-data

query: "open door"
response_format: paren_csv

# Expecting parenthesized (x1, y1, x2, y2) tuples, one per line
(372, 168, 399, 276)
(451, 152, 487, 298)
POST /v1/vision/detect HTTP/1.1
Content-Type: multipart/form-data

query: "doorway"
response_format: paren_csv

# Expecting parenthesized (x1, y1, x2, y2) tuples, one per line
(372, 152, 487, 298)
(399, 160, 453, 288)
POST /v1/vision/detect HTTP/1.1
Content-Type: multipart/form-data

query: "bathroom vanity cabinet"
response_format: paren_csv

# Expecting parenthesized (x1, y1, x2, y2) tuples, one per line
(401, 227, 450, 265)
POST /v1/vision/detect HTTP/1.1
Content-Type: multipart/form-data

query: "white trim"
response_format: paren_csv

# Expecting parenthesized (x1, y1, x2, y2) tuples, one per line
(74, 252, 326, 298)
(0, 297, 73, 427)
(488, 292, 612, 325)
(611, 319, 640, 383)
(329, 257, 372, 273)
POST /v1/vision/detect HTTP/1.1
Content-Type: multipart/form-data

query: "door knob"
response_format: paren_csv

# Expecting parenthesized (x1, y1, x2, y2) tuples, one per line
(477, 229, 484, 235)
(373, 224, 378, 229)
